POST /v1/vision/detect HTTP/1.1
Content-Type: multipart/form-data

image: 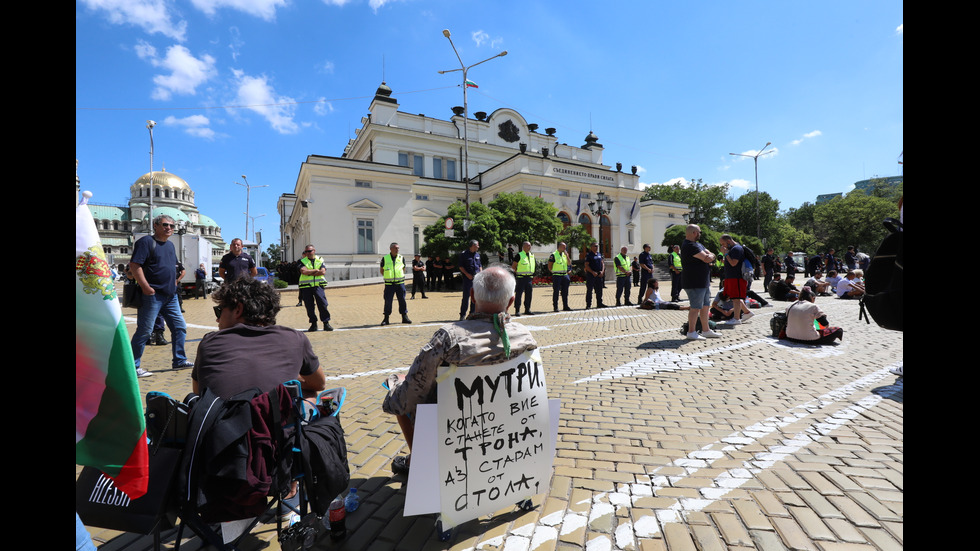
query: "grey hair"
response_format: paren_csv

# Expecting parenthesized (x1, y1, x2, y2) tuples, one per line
(153, 214, 175, 226)
(472, 266, 515, 312)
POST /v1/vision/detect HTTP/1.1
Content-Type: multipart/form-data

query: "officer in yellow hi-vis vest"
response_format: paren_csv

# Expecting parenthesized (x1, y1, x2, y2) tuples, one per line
(299, 244, 332, 332)
(511, 241, 536, 316)
(380, 242, 411, 325)
(614, 246, 634, 306)
(548, 242, 572, 312)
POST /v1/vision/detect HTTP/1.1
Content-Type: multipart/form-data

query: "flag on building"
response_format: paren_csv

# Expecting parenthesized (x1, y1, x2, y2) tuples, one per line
(576, 191, 583, 216)
(629, 197, 638, 220)
(76, 191, 149, 499)
(465, 79, 478, 88)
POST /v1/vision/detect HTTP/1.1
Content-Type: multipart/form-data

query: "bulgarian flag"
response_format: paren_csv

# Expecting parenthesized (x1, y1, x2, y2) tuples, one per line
(465, 79, 478, 88)
(76, 191, 149, 499)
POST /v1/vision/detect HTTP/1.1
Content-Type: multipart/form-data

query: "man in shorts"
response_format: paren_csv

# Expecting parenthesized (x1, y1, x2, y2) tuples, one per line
(719, 234, 753, 325)
(681, 224, 721, 340)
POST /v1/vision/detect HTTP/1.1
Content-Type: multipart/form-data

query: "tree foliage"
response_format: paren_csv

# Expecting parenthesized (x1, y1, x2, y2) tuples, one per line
(812, 191, 899, 252)
(265, 243, 283, 266)
(726, 191, 780, 242)
(420, 201, 502, 258)
(487, 192, 564, 248)
(558, 223, 593, 259)
(642, 178, 730, 228)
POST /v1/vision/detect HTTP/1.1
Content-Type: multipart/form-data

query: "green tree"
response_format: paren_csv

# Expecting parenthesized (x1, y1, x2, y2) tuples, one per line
(420, 201, 502, 259)
(813, 192, 899, 252)
(726, 191, 780, 242)
(487, 192, 564, 248)
(641, 178, 730, 228)
(265, 243, 283, 266)
(784, 202, 818, 236)
(558, 223, 593, 260)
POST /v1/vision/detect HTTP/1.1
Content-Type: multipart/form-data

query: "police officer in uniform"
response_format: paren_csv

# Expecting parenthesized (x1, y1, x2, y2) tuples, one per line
(380, 242, 411, 325)
(458, 240, 482, 320)
(669, 244, 683, 302)
(584, 242, 607, 309)
(410, 253, 428, 299)
(299, 244, 333, 332)
(638, 244, 654, 302)
(511, 241, 535, 316)
(614, 246, 634, 306)
(549, 242, 573, 312)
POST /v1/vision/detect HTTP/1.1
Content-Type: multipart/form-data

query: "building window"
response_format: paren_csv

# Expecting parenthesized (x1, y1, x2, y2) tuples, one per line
(398, 152, 409, 167)
(580, 192, 591, 199)
(558, 189, 570, 197)
(447, 159, 456, 181)
(415, 194, 429, 201)
(414, 226, 420, 255)
(357, 219, 374, 254)
(432, 158, 443, 179)
(399, 152, 425, 177)
(355, 180, 372, 188)
(414, 154, 424, 177)
(557, 212, 571, 229)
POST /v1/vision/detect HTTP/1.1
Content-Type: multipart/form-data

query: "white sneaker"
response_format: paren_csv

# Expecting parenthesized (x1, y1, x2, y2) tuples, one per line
(889, 365, 903, 377)
(724, 318, 741, 325)
(686, 331, 705, 340)
(136, 367, 153, 378)
(702, 329, 722, 338)
(741, 311, 755, 322)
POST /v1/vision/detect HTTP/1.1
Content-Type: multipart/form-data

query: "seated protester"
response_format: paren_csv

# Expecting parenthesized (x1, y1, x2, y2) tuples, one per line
(381, 267, 538, 475)
(804, 270, 833, 296)
(824, 270, 843, 293)
(835, 270, 866, 299)
(767, 272, 783, 297)
(639, 279, 689, 310)
(770, 274, 800, 301)
(192, 277, 326, 399)
(710, 291, 735, 321)
(784, 288, 843, 345)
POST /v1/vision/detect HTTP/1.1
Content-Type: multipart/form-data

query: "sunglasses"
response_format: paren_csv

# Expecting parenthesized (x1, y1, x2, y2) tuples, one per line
(305, 250, 315, 254)
(159, 223, 177, 229)
(213, 306, 223, 318)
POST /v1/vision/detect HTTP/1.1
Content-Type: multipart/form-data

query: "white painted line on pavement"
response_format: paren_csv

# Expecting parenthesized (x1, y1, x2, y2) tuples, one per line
(573, 340, 766, 384)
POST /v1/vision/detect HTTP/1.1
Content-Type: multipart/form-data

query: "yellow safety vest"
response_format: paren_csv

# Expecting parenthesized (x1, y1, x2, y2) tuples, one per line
(382, 254, 405, 284)
(670, 252, 682, 270)
(615, 254, 630, 276)
(299, 256, 327, 288)
(516, 251, 536, 276)
(551, 250, 569, 275)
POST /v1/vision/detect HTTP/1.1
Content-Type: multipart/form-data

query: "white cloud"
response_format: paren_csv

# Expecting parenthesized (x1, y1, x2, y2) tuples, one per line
(471, 29, 503, 48)
(228, 26, 244, 61)
(80, 0, 187, 41)
(321, 60, 335, 74)
(791, 130, 821, 145)
(190, 0, 287, 21)
(895, 24, 903, 35)
(728, 178, 751, 190)
(313, 98, 334, 116)
(731, 146, 779, 159)
(139, 44, 217, 101)
(163, 114, 216, 139)
(232, 69, 299, 134)
(368, 0, 397, 12)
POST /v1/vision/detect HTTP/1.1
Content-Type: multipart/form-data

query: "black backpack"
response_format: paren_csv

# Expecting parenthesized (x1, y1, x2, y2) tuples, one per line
(859, 218, 903, 331)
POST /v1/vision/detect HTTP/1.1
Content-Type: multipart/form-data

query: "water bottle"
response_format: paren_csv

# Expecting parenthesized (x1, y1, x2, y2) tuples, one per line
(344, 488, 360, 513)
(327, 496, 346, 540)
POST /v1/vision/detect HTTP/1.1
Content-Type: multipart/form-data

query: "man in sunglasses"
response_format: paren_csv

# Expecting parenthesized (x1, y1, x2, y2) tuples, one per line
(129, 214, 194, 376)
(299, 244, 333, 331)
(193, 277, 325, 399)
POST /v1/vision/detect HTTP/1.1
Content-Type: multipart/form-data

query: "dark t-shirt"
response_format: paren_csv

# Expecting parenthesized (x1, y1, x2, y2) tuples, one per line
(220, 252, 256, 281)
(131, 235, 177, 297)
(459, 249, 482, 277)
(192, 324, 320, 399)
(681, 239, 711, 289)
(723, 244, 745, 280)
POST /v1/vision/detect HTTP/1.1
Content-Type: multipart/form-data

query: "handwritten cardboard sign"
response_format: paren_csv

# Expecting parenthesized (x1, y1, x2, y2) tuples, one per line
(435, 349, 552, 529)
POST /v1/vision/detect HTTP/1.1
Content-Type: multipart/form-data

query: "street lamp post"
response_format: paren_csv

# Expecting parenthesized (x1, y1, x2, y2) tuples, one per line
(729, 142, 774, 240)
(588, 191, 615, 257)
(235, 174, 268, 243)
(146, 120, 157, 229)
(438, 29, 507, 224)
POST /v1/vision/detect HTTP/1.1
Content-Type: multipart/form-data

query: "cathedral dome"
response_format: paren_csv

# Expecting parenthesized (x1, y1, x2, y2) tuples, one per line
(132, 170, 191, 191)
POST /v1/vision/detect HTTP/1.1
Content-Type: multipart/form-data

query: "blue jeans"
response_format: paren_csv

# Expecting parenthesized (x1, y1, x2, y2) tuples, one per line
(131, 292, 187, 368)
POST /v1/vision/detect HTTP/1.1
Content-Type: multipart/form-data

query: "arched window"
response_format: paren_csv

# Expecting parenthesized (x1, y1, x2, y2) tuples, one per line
(557, 211, 571, 229)
(599, 215, 612, 258)
(577, 213, 592, 260)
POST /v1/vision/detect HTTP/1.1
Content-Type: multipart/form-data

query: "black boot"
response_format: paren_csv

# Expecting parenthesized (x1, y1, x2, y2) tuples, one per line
(381, 315, 390, 326)
(307, 323, 318, 332)
(402, 314, 412, 324)
(324, 322, 334, 331)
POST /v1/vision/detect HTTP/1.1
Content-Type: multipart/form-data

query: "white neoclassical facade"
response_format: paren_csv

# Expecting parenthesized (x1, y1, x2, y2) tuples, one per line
(281, 83, 686, 280)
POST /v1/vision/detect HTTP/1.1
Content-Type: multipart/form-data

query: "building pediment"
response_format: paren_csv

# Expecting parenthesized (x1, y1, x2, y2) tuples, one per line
(412, 207, 441, 219)
(348, 198, 383, 211)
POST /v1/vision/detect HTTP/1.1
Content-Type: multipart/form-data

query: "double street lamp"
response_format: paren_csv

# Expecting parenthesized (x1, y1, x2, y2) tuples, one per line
(729, 142, 774, 240)
(235, 174, 268, 243)
(438, 29, 507, 224)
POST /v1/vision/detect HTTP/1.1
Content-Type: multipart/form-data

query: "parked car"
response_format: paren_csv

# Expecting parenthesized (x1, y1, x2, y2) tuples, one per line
(256, 267, 274, 285)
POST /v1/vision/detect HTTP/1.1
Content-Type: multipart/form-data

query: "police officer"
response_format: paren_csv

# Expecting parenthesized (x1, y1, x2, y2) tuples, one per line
(614, 246, 633, 306)
(668, 244, 683, 302)
(584, 242, 607, 309)
(380, 242, 411, 325)
(548, 242, 572, 312)
(410, 253, 428, 299)
(299, 244, 333, 332)
(458, 240, 482, 320)
(511, 241, 535, 316)
(638, 244, 654, 301)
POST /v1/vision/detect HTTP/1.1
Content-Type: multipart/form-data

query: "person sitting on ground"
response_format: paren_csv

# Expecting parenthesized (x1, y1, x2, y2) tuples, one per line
(824, 270, 842, 293)
(767, 272, 782, 297)
(835, 270, 866, 299)
(192, 277, 327, 399)
(638, 279, 689, 310)
(710, 291, 735, 321)
(381, 266, 538, 475)
(770, 274, 800, 301)
(783, 287, 843, 345)
(804, 270, 833, 296)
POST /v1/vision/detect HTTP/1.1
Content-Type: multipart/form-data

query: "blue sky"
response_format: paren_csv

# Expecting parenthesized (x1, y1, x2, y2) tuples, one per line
(76, 0, 903, 247)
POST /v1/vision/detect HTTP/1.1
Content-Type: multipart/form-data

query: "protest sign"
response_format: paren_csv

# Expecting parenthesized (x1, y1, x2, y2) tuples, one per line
(435, 349, 552, 529)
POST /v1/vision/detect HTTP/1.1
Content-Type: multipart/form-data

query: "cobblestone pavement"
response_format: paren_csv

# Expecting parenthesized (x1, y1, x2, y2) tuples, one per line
(83, 276, 903, 551)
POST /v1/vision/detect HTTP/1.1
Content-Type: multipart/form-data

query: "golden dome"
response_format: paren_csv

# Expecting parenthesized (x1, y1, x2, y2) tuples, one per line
(132, 170, 191, 191)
